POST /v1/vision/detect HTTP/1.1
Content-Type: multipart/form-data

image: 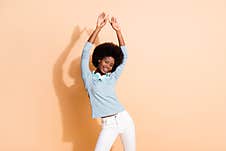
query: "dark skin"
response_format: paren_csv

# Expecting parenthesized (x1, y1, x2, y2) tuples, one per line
(88, 12, 125, 75)
(95, 56, 115, 75)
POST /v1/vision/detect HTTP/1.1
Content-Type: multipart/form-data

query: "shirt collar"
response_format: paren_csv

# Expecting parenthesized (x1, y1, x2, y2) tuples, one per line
(92, 71, 111, 81)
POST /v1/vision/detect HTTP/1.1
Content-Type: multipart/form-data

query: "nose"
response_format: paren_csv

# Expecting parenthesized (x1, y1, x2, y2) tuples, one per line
(104, 63, 111, 69)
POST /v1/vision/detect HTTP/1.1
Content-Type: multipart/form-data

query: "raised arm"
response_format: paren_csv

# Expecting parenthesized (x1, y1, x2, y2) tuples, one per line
(81, 12, 108, 88)
(88, 12, 108, 44)
(110, 16, 128, 80)
(110, 17, 125, 46)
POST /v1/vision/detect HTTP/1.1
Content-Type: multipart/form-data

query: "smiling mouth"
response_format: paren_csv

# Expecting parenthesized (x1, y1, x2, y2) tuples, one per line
(102, 67, 109, 73)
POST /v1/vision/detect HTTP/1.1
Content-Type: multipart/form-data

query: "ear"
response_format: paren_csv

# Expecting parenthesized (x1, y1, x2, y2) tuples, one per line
(98, 59, 101, 63)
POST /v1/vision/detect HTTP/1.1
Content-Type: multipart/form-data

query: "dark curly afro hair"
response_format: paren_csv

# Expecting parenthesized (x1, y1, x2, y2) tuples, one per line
(92, 42, 124, 72)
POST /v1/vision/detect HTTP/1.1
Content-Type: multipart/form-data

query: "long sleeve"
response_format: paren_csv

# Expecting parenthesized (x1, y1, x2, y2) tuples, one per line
(81, 42, 93, 89)
(111, 45, 128, 80)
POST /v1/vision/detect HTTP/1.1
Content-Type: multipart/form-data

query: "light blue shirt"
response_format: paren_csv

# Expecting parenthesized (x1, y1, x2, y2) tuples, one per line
(81, 42, 128, 118)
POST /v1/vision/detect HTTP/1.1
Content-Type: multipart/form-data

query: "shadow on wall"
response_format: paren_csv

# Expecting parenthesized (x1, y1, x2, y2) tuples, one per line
(52, 25, 100, 151)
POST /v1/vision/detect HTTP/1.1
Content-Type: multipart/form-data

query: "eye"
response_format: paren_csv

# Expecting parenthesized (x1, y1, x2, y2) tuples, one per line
(104, 60, 109, 64)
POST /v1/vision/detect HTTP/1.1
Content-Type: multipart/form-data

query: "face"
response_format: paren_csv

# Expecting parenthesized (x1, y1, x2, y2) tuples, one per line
(98, 56, 115, 74)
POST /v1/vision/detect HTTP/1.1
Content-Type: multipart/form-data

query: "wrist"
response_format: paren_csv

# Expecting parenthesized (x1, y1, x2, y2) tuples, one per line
(95, 26, 102, 31)
(116, 29, 121, 34)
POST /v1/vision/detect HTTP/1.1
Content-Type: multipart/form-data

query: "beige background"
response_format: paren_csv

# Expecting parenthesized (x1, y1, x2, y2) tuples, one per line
(0, 0, 226, 151)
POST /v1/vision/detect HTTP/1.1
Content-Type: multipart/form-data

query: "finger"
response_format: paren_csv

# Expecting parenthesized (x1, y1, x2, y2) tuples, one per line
(111, 17, 114, 22)
(103, 15, 108, 23)
(108, 17, 112, 24)
(110, 17, 114, 25)
(112, 17, 116, 23)
(105, 14, 109, 19)
(101, 12, 105, 16)
(98, 12, 103, 18)
(103, 18, 107, 24)
(115, 17, 117, 22)
(99, 12, 105, 19)
(115, 17, 118, 23)
(108, 17, 111, 24)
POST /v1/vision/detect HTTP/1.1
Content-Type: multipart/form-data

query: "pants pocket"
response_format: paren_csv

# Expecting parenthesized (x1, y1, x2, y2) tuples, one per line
(101, 117, 117, 129)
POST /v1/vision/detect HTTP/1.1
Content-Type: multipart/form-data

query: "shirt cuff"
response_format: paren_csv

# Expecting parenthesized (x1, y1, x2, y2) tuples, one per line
(84, 41, 93, 50)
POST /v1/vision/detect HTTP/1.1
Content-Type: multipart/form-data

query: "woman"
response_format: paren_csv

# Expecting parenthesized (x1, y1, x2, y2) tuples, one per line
(81, 12, 136, 151)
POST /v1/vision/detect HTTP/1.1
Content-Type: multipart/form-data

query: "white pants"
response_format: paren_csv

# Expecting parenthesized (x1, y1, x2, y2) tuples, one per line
(94, 110, 136, 151)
